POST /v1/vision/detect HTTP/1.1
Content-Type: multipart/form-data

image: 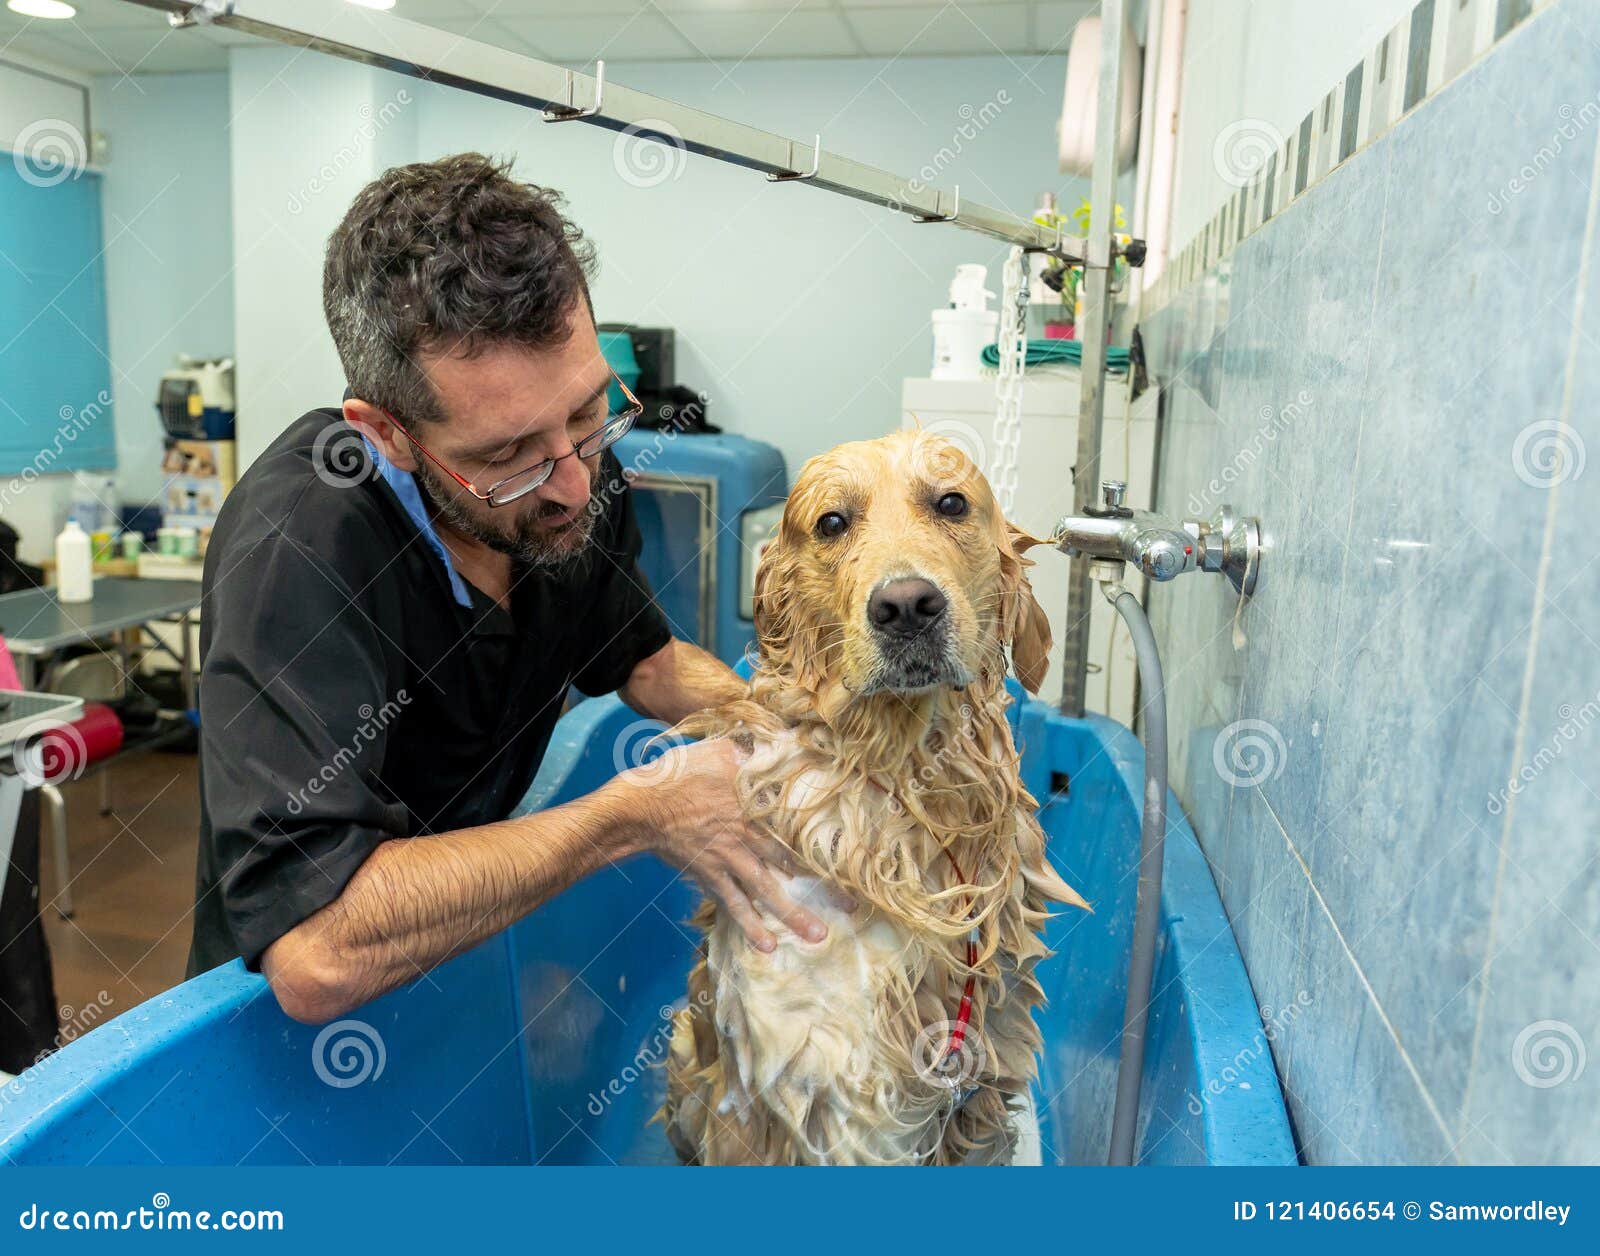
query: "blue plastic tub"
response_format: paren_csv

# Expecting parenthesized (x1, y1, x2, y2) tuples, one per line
(0, 689, 1296, 1166)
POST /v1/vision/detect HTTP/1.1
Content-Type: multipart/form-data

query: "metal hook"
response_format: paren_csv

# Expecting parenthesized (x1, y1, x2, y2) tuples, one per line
(767, 134, 821, 182)
(912, 185, 960, 223)
(543, 60, 604, 122)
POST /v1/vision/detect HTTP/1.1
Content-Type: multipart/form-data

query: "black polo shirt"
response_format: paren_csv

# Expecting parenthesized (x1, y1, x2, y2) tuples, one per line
(188, 407, 672, 975)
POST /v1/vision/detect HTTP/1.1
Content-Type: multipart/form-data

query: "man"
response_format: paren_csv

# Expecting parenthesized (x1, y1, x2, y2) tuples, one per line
(191, 153, 827, 1023)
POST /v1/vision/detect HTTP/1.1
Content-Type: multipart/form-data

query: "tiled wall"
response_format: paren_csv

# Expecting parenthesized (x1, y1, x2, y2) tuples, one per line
(1140, 0, 1599, 1164)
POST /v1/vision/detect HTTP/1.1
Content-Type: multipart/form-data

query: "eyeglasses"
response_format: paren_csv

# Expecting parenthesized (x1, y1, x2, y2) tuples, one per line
(378, 367, 642, 508)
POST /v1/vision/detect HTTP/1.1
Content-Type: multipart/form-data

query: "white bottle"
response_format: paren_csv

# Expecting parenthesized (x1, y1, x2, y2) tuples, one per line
(55, 518, 94, 603)
(931, 264, 999, 381)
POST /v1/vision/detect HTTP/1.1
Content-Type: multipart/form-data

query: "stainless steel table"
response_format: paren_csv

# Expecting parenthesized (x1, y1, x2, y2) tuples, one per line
(0, 691, 85, 914)
(0, 577, 203, 707)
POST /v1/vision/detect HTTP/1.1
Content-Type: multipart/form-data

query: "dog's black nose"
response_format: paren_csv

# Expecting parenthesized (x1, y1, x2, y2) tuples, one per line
(868, 578, 948, 636)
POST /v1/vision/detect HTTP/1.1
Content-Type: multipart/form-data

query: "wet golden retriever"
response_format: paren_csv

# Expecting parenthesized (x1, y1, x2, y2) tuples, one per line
(659, 430, 1088, 1165)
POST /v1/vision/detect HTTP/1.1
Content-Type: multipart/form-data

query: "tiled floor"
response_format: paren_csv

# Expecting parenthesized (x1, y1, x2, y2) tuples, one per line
(38, 751, 200, 1030)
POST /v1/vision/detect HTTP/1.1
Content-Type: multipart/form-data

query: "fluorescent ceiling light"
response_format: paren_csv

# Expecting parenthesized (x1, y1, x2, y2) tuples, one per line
(6, 0, 77, 19)
(345, 0, 397, 10)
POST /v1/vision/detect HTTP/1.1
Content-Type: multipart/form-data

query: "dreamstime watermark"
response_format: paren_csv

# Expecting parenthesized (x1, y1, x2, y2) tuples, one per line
(612, 119, 688, 189)
(888, 91, 1012, 212)
(1186, 990, 1311, 1115)
(311, 420, 382, 490)
(586, 391, 709, 521)
(1212, 118, 1285, 189)
(311, 1018, 387, 1089)
(0, 390, 113, 515)
(584, 989, 712, 1118)
(286, 88, 412, 215)
(54, 992, 114, 1051)
(611, 717, 693, 787)
(1486, 688, 1600, 815)
(16, 1193, 284, 1234)
(12, 117, 88, 187)
(885, 702, 982, 816)
(1185, 389, 1313, 516)
(1212, 719, 1287, 788)
(1488, 98, 1600, 215)
(1511, 419, 1585, 488)
(0, 992, 115, 1107)
(285, 690, 411, 816)
(908, 419, 988, 482)
(1511, 1019, 1586, 1089)
(911, 1018, 988, 1093)
(9, 718, 90, 789)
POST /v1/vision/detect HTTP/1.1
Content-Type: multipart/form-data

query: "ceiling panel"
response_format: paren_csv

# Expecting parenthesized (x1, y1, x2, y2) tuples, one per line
(845, 3, 1032, 57)
(424, 14, 540, 58)
(665, 9, 859, 60)
(398, 1, 496, 17)
(497, 11, 696, 61)
(0, 1, 1080, 76)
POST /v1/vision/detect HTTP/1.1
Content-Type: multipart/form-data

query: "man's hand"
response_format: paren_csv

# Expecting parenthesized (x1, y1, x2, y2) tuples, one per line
(614, 738, 849, 952)
(260, 730, 846, 1024)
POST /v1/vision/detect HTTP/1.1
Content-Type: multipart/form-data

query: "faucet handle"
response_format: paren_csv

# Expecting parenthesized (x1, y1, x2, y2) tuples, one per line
(1100, 479, 1127, 510)
(1135, 529, 1194, 581)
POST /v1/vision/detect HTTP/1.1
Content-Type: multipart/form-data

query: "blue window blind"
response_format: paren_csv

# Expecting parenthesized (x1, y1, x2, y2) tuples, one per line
(0, 153, 116, 477)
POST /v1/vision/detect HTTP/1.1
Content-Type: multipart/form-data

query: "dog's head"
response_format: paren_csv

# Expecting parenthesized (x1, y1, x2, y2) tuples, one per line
(754, 430, 1051, 711)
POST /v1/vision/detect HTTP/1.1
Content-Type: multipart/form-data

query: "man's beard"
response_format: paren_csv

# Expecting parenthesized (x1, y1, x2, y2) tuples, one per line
(412, 457, 599, 569)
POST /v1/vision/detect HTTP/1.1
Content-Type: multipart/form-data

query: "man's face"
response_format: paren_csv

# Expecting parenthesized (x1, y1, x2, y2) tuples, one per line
(404, 315, 612, 568)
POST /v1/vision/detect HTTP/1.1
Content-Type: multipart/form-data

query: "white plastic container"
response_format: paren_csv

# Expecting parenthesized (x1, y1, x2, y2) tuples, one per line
(931, 309, 999, 380)
(55, 518, 94, 603)
(69, 471, 118, 535)
(931, 264, 999, 381)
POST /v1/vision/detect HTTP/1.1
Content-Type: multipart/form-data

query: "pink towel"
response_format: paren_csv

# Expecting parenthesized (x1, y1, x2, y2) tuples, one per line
(0, 638, 22, 690)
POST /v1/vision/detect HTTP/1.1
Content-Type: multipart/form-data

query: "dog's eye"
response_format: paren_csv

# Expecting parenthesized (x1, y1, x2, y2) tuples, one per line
(815, 511, 849, 538)
(935, 492, 968, 518)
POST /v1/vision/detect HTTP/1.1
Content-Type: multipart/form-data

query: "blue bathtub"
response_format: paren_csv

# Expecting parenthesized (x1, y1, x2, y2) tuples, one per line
(0, 689, 1296, 1166)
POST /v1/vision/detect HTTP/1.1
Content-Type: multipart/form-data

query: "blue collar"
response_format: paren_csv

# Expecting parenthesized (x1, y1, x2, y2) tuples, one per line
(360, 435, 474, 609)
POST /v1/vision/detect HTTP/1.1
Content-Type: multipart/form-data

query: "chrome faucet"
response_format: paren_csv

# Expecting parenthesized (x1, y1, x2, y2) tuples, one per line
(1052, 480, 1262, 595)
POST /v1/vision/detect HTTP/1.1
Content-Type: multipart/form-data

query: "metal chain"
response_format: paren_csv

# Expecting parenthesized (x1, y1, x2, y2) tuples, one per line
(990, 245, 1028, 515)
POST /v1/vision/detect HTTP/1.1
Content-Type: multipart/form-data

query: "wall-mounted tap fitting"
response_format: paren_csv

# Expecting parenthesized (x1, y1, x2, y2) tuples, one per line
(1052, 481, 1262, 596)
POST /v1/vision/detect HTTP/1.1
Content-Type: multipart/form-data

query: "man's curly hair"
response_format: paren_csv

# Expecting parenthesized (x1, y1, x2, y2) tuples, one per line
(323, 152, 597, 424)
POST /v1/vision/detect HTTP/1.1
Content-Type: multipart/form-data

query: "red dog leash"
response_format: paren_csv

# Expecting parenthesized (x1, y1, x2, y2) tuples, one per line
(941, 849, 980, 1062)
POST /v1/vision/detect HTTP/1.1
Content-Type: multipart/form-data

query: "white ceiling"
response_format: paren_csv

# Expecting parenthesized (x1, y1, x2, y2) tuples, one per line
(0, 0, 1094, 77)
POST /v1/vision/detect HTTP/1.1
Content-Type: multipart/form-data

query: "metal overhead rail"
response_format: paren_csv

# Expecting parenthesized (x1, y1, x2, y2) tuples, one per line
(123, 0, 1086, 260)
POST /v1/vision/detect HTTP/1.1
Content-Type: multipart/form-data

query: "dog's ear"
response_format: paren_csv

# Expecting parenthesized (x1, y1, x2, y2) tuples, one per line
(998, 521, 1053, 694)
(751, 528, 798, 666)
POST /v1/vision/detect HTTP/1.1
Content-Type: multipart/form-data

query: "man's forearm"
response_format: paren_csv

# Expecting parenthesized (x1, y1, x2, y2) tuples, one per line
(262, 776, 650, 1022)
(619, 638, 744, 725)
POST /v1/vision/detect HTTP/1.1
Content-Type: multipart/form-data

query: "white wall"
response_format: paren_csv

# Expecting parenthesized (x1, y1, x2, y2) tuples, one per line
(92, 71, 235, 505)
(1170, 0, 1415, 250)
(229, 46, 418, 470)
(0, 53, 88, 155)
(226, 48, 1084, 481)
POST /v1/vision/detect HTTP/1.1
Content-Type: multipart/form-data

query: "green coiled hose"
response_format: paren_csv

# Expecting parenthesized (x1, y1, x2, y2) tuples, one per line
(979, 339, 1132, 373)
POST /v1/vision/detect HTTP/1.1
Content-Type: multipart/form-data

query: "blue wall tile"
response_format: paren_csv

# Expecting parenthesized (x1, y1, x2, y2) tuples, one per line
(1457, 178, 1600, 1161)
(1143, 1, 1600, 1163)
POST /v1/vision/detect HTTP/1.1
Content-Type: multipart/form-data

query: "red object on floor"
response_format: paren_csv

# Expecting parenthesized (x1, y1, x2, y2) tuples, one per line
(0, 638, 20, 689)
(35, 702, 124, 782)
